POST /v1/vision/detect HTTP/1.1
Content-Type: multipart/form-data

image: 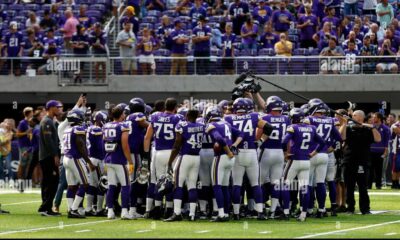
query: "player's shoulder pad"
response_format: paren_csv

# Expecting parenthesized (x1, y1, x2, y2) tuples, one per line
(286, 125, 295, 133)
(74, 126, 86, 135)
(206, 123, 216, 133)
(135, 112, 146, 121)
(303, 117, 311, 125)
(120, 122, 130, 131)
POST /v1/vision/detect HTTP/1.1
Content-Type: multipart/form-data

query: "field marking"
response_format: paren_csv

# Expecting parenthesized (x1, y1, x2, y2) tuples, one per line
(0, 190, 41, 194)
(75, 230, 91, 233)
(258, 231, 272, 234)
(2, 200, 42, 206)
(136, 230, 152, 233)
(297, 220, 400, 239)
(0, 219, 115, 236)
(194, 230, 210, 234)
(385, 233, 397, 236)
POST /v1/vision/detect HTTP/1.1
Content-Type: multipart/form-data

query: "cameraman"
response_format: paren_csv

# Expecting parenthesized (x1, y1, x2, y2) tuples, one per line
(338, 110, 381, 215)
(376, 39, 398, 73)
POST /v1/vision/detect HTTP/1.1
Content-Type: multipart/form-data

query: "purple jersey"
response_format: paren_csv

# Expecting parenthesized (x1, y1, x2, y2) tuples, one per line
(139, 36, 157, 55)
(189, 6, 207, 28)
(222, 33, 236, 56)
(197, 117, 214, 149)
(151, 112, 181, 150)
(304, 116, 342, 153)
(206, 120, 242, 156)
(225, 112, 259, 149)
(371, 123, 390, 153)
(17, 119, 31, 148)
(282, 123, 325, 160)
(192, 25, 212, 52)
(321, 16, 340, 31)
(31, 125, 40, 153)
(229, 2, 249, 17)
(261, 114, 290, 149)
(63, 125, 86, 159)
(260, 32, 279, 49)
(103, 121, 130, 165)
(252, 6, 272, 25)
(240, 24, 258, 45)
(5, 31, 23, 57)
(271, 10, 294, 32)
(170, 28, 187, 54)
(87, 125, 105, 160)
(126, 112, 147, 154)
(175, 121, 205, 155)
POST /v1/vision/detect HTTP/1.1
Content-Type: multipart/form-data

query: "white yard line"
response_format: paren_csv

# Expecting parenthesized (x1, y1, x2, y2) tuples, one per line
(136, 230, 152, 233)
(0, 220, 115, 236)
(2, 200, 42, 206)
(0, 190, 41, 194)
(258, 231, 272, 234)
(384, 233, 397, 236)
(297, 220, 400, 239)
(194, 230, 210, 234)
(75, 229, 92, 233)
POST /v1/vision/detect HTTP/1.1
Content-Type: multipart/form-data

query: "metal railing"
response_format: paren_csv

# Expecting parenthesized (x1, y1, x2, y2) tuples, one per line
(0, 55, 399, 86)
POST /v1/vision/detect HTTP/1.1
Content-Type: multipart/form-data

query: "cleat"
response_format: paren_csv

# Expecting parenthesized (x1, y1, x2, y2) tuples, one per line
(163, 208, 173, 219)
(198, 211, 208, 220)
(41, 210, 61, 217)
(362, 211, 372, 215)
(144, 211, 152, 219)
(278, 214, 290, 221)
(152, 207, 162, 220)
(189, 215, 196, 221)
(107, 210, 116, 220)
(315, 211, 323, 219)
(232, 214, 240, 220)
(68, 210, 85, 219)
(121, 213, 134, 220)
(297, 215, 306, 222)
(211, 211, 218, 220)
(257, 213, 268, 220)
(163, 213, 183, 222)
(337, 206, 347, 213)
(95, 210, 107, 217)
(211, 216, 229, 222)
(85, 210, 96, 217)
(323, 211, 328, 217)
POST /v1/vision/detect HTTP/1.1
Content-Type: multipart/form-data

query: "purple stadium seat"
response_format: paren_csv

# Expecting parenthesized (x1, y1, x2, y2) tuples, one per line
(288, 28, 299, 36)
(3, 0, 15, 4)
(89, 4, 106, 13)
(41, 4, 51, 11)
(154, 23, 162, 30)
(139, 23, 153, 30)
(86, 10, 102, 20)
(6, 10, 16, 18)
(8, 4, 23, 11)
(259, 48, 275, 56)
(179, 16, 191, 23)
(25, 4, 40, 11)
(143, 16, 157, 24)
(147, 10, 161, 17)
(277, 57, 290, 74)
(290, 49, 307, 74)
(162, 10, 177, 17)
(14, 15, 27, 24)
(293, 48, 308, 56)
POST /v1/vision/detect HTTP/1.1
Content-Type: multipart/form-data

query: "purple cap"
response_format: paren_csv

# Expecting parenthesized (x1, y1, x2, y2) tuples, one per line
(46, 100, 63, 110)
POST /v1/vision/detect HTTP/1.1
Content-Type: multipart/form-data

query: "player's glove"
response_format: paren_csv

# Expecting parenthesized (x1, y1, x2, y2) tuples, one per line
(142, 151, 151, 164)
(128, 163, 134, 175)
(230, 145, 239, 155)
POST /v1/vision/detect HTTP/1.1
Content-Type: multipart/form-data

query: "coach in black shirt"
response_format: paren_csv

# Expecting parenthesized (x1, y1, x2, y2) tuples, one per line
(338, 110, 381, 215)
(38, 100, 63, 216)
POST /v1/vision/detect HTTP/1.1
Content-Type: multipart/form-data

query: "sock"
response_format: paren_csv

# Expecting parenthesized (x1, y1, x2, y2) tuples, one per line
(270, 183, 280, 212)
(199, 200, 207, 212)
(248, 199, 255, 211)
(86, 186, 96, 211)
(130, 182, 138, 209)
(189, 203, 197, 216)
(173, 187, 183, 215)
(232, 185, 241, 214)
(316, 183, 326, 211)
(212, 185, 224, 210)
(72, 186, 85, 211)
(282, 187, 290, 212)
(328, 181, 337, 207)
(308, 186, 315, 211)
(155, 200, 162, 207)
(121, 185, 130, 209)
(66, 188, 76, 211)
(146, 183, 155, 211)
(263, 182, 271, 203)
(212, 198, 218, 212)
(199, 186, 210, 212)
(166, 201, 173, 209)
(97, 194, 105, 211)
(300, 186, 310, 214)
(221, 186, 231, 215)
(106, 185, 116, 209)
(218, 208, 225, 218)
(252, 186, 263, 213)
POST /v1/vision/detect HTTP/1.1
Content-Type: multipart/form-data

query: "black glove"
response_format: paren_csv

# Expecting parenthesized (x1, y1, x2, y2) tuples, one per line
(142, 151, 150, 165)
(252, 82, 262, 93)
(230, 145, 239, 155)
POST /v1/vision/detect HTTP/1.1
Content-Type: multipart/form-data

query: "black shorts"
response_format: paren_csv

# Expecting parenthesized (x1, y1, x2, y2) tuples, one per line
(335, 158, 345, 182)
(221, 58, 234, 70)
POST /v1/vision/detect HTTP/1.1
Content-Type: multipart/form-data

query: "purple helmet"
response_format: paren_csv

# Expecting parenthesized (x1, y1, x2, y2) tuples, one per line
(116, 103, 130, 115)
(244, 98, 254, 112)
(93, 111, 108, 126)
(300, 104, 310, 116)
(266, 96, 284, 113)
(145, 104, 153, 116)
(177, 107, 189, 117)
(129, 97, 146, 113)
(156, 174, 173, 195)
(193, 102, 207, 114)
(67, 109, 85, 125)
(289, 108, 305, 124)
(218, 100, 229, 111)
(233, 98, 248, 114)
(308, 98, 326, 115)
(281, 101, 290, 115)
(204, 106, 222, 122)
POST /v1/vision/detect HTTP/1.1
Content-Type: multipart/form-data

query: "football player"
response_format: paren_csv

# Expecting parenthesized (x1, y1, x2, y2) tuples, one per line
(304, 99, 342, 218)
(126, 98, 149, 218)
(225, 98, 273, 220)
(258, 96, 291, 219)
(165, 109, 204, 221)
(86, 111, 108, 216)
(143, 98, 181, 219)
(63, 109, 95, 218)
(281, 108, 325, 222)
(104, 104, 134, 220)
(205, 106, 243, 222)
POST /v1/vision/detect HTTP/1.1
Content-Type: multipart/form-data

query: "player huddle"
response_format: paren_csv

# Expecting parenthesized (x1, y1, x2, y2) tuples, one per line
(61, 95, 345, 222)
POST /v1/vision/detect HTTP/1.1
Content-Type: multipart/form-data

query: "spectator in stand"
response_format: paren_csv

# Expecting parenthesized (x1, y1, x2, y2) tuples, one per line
(369, 112, 390, 190)
(338, 16, 351, 41)
(313, 22, 336, 51)
(71, 24, 90, 83)
(189, 0, 208, 29)
(170, 19, 189, 75)
(322, 6, 341, 33)
(367, 23, 385, 42)
(60, 10, 79, 51)
(376, 39, 398, 73)
(50, 4, 62, 26)
(192, 15, 211, 75)
(16, 107, 34, 193)
(343, 40, 361, 74)
(297, 4, 318, 48)
(138, 27, 160, 75)
(274, 32, 292, 57)
(126, 0, 141, 16)
(212, 0, 228, 16)
(344, 0, 359, 16)
(360, 35, 378, 73)
(228, 0, 250, 36)
(252, 0, 272, 27)
(40, 10, 57, 31)
(364, 0, 377, 15)
(211, 22, 225, 48)
(77, 5, 94, 30)
(320, 37, 345, 74)
(145, 0, 166, 12)
(376, 0, 394, 29)
(23, 29, 45, 71)
(353, 24, 365, 42)
(271, 1, 294, 34)
(26, 11, 41, 29)
(120, 6, 140, 37)
(90, 23, 108, 82)
(4, 22, 24, 76)
(0, 122, 13, 181)
(157, 15, 173, 50)
(383, 29, 400, 51)
(221, 23, 236, 74)
(342, 31, 363, 51)
(360, 16, 372, 35)
(311, 0, 326, 23)
(260, 23, 278, 49)
(240, 16, 258, 52)
(40, 40, 60, 74)
(116, 22, 137, 75)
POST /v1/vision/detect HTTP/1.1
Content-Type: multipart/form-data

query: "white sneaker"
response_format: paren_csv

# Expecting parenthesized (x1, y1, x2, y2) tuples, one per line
(121, 213, 134, 220)
(78, 207, 86, 216)
(107, 209, 115, 220)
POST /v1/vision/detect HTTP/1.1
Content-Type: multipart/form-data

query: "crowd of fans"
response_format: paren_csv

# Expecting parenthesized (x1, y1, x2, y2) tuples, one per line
(2, 0, 400, 76)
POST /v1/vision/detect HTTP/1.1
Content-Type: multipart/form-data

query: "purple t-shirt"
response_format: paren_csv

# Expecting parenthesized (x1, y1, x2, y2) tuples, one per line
(63, 125, 87, 159)
(261, 114, 290, 149)
(252, 6, 272, 25)
(175, 120, 205, 155)
(271, 10, 294, 32)
(229, 2, 249, 17)
(371, 124, 390, 153)
(282, 123, 324, 160)
(170, 28, 187, 54)
(87, 125, 105, 160)
(126, 112, 147, 154)
(151, 112, 181, 151)
(192, 25, 212, 52)
(313, 0, 326, 20)
(321, 16, 340, 31)
(31, 125, 40, 153)
(317, 30, 337, 50)
(260, 32, 279, 49)
(241, 24, 258, 45)
(103, 121, 130, 165)
(4, 31, 23, 57)
(225, 112, 260, 149)
(17, 119, 31, 148)
(304, 116, 342, 153)
(298, 15, 318, 41)
(189, 6, 207, 28)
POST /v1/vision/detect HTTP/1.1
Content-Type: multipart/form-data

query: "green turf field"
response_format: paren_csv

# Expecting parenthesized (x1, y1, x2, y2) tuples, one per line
(1, 190, 400, 238)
